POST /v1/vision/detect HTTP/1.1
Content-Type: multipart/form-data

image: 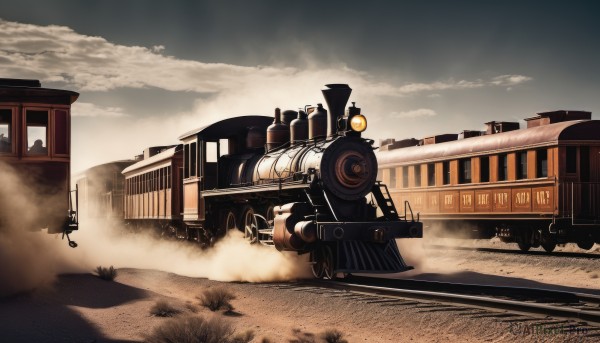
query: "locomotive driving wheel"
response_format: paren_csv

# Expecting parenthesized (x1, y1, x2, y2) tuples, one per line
(240, 206, 258, 244)
(322, 246, 335, 279)
(310, 249, 324, 279)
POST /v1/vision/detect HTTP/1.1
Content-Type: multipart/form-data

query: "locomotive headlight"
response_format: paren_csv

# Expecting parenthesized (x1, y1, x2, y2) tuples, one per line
(349, 114, 367, 132)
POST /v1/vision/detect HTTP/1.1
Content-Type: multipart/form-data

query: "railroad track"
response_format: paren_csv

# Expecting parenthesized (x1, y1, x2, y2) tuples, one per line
(314, 276, 600, 325)
(258, 275, 600, 339)
(427, 244, 600, 259)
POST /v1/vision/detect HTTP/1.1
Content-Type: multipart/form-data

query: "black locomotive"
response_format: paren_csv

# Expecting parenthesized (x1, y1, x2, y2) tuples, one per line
(119, 84, 422, 278)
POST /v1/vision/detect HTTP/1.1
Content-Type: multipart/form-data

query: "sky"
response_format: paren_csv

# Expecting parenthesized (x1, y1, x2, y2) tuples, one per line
(0, 0, 599, 172)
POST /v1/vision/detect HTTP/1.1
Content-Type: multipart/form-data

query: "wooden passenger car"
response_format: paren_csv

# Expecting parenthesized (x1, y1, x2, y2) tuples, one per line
(377, 111, 600, 252)
(75, 160, 136, 219)
(0, 78, 78, 237)
(122, 145, 183, 232)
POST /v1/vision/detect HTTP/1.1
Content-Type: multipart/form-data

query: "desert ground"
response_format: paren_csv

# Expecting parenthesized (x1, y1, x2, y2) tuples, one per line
(1, 225, 599, 342)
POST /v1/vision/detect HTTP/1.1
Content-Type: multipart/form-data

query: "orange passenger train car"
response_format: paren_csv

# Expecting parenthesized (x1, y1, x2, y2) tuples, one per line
(377, 110, 600, 252)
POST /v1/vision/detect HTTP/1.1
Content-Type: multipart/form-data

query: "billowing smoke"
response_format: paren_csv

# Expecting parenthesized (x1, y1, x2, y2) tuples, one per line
(0, 162, 310, 297)
(68, 218, 312, 283)
(0, 162, 80, 296)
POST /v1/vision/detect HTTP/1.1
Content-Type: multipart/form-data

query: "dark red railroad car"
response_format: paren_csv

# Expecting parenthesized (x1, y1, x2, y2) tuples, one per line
(377, 110, 600, 252)
(0, 78, 78, 246)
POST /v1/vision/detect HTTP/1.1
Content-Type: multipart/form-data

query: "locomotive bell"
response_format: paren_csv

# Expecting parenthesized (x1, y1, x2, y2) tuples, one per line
(322, 84, 352, 137)
(266, 108, 290, 151)
(290, 109, 308, 143)
(308, 103, 327, 140)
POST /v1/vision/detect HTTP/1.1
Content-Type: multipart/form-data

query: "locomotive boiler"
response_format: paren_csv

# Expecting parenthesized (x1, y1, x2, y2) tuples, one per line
(122, 84, 422, 278)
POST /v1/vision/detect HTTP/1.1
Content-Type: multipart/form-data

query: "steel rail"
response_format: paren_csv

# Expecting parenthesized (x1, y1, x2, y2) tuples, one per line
(308, 278, 600, 325)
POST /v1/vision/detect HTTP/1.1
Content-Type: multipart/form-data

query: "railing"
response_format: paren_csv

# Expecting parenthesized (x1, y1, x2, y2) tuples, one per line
(559, 182, 600, 224)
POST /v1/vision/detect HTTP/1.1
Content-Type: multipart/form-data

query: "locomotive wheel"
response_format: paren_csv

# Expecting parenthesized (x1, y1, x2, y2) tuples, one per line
(310, 249, 324, 279)
(219, 209, 237, 237)
(322, 245, 335, 280)
(239, 206, 258, 244)
(541, 242, 556, 253)
(262, 203, 275, 226)
(517, 241, 531, 252)
(577, 239, 594, 251)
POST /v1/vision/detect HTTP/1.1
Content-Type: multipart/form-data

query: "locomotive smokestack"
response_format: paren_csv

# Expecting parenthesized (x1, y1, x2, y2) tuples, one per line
(322, 84, 352, 137)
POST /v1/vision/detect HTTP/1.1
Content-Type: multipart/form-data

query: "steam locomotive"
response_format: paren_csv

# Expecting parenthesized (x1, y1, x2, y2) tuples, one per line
(115, 84, 423, 278)
(0, 78, 79, 247)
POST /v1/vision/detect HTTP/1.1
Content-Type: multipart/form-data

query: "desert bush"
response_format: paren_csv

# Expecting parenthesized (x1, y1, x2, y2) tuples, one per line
(95, 266, 117, 281)
(200, 287, 236, 312)
(290, 328, 316, 343)
(150, 299, 182, 317)
(321, 329, 348, 343)
(145, 315, 253, 343)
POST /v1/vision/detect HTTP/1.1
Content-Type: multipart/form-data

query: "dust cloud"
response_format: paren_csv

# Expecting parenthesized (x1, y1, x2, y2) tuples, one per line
(0, 162, 310, 297)
(0, 162, 80, 296)
(68, 218, 312, 283)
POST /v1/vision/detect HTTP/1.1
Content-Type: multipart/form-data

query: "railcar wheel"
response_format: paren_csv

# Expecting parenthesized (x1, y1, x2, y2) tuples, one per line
(322, 246, 335, 280)
(541, 242, 556, 253)
(517, 241, 531, 252)
(310, 249, 324, 279)
(240, 206, 258, 244)
(577, 239, 594, 251)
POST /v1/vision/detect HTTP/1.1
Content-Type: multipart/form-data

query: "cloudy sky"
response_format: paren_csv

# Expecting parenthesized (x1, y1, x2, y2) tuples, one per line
(0, 0, 599, 172)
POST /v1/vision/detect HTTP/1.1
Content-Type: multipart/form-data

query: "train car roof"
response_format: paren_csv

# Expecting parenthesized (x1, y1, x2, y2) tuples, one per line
(122, 145, 181, 175)
(178, 115, 273, 141)
(0, 78, 79, 105)
(377, 119, 600, 166)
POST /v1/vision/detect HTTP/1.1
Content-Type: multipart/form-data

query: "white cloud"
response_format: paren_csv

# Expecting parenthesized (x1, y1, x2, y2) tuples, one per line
(390, 108, 437, 118)
(490, 74, 533, 86)
(71, 102, 128, 117)
(0, 19, 534, 171)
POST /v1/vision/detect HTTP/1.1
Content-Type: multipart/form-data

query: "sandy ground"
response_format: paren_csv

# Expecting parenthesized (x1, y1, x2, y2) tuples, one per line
(1, 237, 599, 342)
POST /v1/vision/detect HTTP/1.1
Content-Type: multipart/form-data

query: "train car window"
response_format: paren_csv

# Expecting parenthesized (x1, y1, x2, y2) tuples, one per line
(389, 168, 396, 188)
(219, 139, 229, 156)
(184, 144, 190, 178)
(480, 156, 490, 182)
(536, 149, 548, 178)
(167, 166, 171, 188)
(427, 163, 435, 187)
(0, 109, 11, 153)
(54, 110, 68, 155)
(190, 142, 197, 177)
(402, 166, 408, 188)
(26, 110, 49, 155)
(414, 165, 421, 187)
(566, 146, 577, 173)
(517, 151, 527, 180)
(206, 141, 218, 163)
(498, 154, 508, 181)
(459, 159, 471, 184)
(443, 161, 450, 185)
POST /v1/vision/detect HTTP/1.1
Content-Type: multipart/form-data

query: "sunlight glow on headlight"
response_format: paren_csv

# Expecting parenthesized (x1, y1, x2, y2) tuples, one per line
(350, 114, 367, 132)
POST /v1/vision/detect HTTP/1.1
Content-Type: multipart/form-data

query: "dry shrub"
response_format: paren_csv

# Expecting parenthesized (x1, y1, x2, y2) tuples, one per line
(321, 329, 348, 343)
(290, 328, 316, 343)
(150, 299, 182, 317)
(145, 315, 253, 343)
(95, 266, 117, 281)
(590, 273, 599, 279)
(201, 287, 236, 312)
